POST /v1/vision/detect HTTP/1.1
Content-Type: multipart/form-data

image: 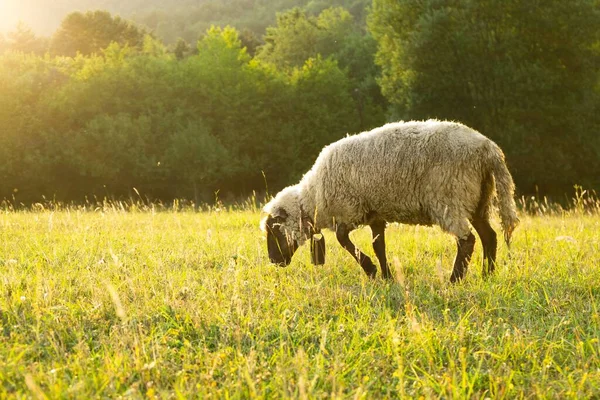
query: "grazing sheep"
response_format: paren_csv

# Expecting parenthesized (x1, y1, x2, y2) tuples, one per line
(261, 120, 518, 282)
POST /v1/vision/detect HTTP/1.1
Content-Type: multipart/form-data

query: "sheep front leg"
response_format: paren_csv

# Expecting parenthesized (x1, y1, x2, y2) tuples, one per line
(336, 223, 377, 278)
(370, 220, 392, 280)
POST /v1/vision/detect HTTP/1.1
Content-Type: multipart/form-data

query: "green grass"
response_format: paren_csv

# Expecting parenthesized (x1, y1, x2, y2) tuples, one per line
(1, 206, 600, 398)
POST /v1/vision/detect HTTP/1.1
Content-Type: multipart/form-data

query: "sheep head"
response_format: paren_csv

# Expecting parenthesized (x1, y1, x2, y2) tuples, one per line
(261, 206, 298, 266)
(261, 185, 324, 266)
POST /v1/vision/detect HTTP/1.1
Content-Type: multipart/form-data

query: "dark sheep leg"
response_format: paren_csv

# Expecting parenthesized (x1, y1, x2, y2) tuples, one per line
(471, 219, 498, 277)
(336, 223, 377, 278)
(310, 233, 326, 265)
(449, 232, 476, 283)
(370, 220, 392, 280)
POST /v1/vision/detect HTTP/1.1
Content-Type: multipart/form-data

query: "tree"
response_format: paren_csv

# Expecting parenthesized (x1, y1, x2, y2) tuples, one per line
(284, 56, 359, 177)
(164, 121, 234, 204)
(369, 0, 600, 195)
(256, 7, 357, 69)
(0, 52, 61, 199)
(5, 22, 49, 54)
(0, 11, 386, 203)
(70, 113, 153, 191)
(257, 8, 321, 69)
(305, 0, 371, 23)
(256, 7, 386, 131)
(172, 38, 191, 60)
(238, 29, 262, 57)
(50, 10, 146, 56)
(141, 35, 169, 58)
(180, 26, 278, 191)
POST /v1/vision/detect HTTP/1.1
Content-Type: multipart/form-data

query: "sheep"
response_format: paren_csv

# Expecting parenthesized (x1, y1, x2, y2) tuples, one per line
(260, 120, 519, 282)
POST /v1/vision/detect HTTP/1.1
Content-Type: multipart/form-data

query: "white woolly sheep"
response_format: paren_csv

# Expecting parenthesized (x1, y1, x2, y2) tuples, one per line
(261, 120, 519, 282)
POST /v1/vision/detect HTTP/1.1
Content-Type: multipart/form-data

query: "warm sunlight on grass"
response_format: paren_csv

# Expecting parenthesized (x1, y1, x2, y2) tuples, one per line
(1, 204, 599, 397)
(2, 0, 599, 396)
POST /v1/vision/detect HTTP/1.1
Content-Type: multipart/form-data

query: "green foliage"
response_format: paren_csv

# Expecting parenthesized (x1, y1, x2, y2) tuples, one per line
(165, 121, 233, 202)
(257, 7, 386, 130)
(0, 52, 65, 197)
(304, 0, 371, 21)
(0, 23, 364, 202)
(172, 38, 192, 60)
(1, 2, 599, 201)
(141, 35, 169, 58)
(257, 7, 355, 69)
(1, 208, 600, 397)
(258, 8, 322, 69)
(369, 0, 600, 194)
(238, 29, 262, 56)
(72, 113, 154, 185)
(288, 56, 358, 166)
(50, 10, 146, 56)
(111, 0, 370, 46)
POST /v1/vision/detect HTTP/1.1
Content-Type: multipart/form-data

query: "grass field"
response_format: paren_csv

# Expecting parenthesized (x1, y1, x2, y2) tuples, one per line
(1, 203, 600, 398)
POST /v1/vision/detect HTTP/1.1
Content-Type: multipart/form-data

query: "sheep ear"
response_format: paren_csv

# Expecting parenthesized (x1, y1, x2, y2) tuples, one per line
(311, 233, 326, 265)
(271, 207, 288, 220)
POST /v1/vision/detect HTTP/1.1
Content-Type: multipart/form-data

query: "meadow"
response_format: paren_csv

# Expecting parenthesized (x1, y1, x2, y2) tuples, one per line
(1, 200, 599, 398)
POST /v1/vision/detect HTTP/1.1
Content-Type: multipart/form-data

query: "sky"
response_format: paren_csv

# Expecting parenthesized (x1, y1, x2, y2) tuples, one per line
(0, 0, 89, 35)
(0, 1, 22, 32)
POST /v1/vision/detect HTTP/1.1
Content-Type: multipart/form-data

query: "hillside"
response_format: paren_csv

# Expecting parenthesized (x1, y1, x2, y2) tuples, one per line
(1, 0, 212, 34)
(0, 0, 370, 43)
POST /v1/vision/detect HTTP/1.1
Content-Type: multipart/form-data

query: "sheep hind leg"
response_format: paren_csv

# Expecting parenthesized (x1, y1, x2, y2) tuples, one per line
(370, 220, 392, 280)
(471, 218, 497, 277)
(449, 232, 476, 283)
(436, 217, 475, 283)
(336, 223, 377, 278)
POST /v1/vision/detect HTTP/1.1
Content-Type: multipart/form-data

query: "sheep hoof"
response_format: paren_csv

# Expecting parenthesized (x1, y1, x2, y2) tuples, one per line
(381, 267, 393, 280)
(365, 265, 377, 279)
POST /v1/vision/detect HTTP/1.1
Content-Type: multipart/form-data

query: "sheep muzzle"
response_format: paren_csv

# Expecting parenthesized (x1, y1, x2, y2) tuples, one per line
(265, 216, 298, 266)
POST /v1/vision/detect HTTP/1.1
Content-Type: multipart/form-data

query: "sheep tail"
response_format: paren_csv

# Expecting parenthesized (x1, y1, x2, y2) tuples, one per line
(488, 143, 519, 246)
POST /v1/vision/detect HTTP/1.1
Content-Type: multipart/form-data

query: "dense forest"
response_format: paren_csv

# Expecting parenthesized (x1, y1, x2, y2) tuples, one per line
(1, 0, 599, 204)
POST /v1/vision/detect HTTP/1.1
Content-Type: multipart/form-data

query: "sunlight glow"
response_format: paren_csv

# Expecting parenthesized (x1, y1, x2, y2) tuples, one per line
(0, 1, 22, 32)
(0, 0, 69, 34)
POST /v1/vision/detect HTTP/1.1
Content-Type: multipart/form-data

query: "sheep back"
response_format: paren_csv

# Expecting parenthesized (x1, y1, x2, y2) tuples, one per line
(299, 120, 499, 239)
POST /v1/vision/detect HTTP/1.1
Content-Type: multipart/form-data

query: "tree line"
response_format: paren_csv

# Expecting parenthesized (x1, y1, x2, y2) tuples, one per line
(1, 7, 382, 203)
(1, 0, 599, 204)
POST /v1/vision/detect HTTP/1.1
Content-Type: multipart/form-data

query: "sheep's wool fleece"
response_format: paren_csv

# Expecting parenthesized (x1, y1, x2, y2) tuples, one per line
(263, 120, 517, 243)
